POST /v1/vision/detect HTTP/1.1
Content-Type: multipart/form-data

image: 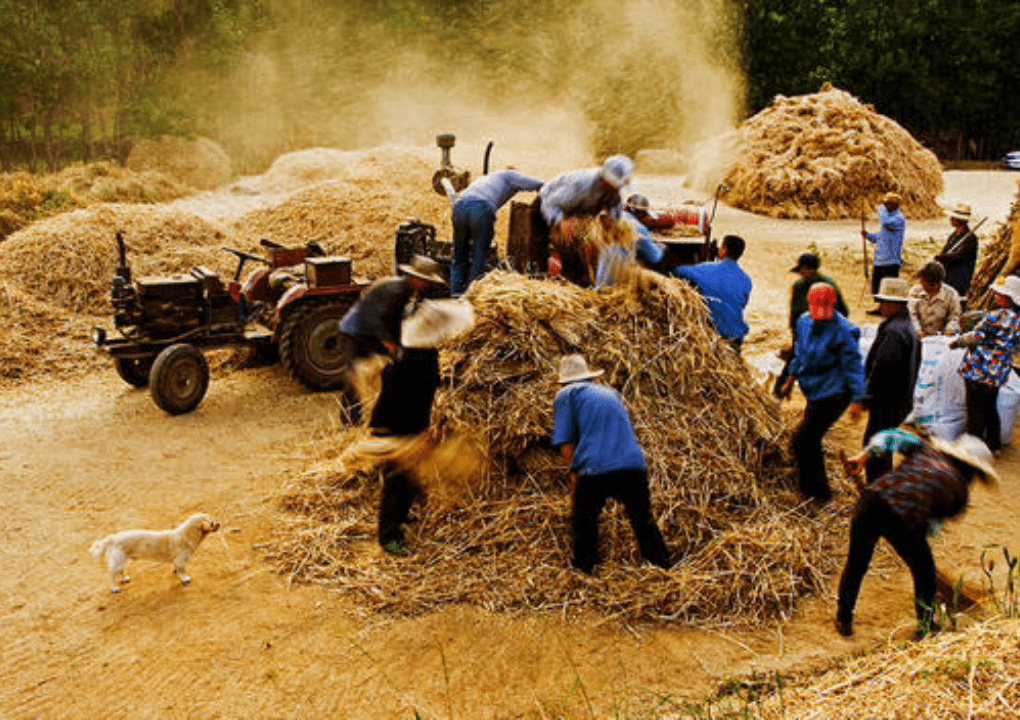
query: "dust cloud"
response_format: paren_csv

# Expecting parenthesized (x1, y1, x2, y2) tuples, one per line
(186, 0, 744, 186)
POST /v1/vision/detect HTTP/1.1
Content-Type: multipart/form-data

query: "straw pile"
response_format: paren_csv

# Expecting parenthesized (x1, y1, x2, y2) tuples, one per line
(752, 617, 1020, 717)
(268, 271, 850, 625)
(969, 185, 1020, 309)
(126, 135, 232, 190)
(723, 84, 944, 220)
(1, 205, 231, 315)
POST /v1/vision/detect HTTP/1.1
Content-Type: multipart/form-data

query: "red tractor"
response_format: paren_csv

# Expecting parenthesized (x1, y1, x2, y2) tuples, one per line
(93, 232, 366, 414)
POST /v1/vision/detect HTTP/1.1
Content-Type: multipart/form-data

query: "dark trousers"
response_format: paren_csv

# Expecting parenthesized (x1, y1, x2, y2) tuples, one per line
(837, 491, 937, 633)
(791, 393, 850, 500)
(451, 198, 497, 296)
(378, 468, 424, 546)
(871, 264, 901, 296)
(571, 468, 672, 574)
(965, 379, 1002, 451)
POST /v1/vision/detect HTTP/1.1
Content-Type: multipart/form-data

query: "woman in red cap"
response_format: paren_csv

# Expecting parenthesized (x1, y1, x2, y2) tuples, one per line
(780, 284, 867, 501)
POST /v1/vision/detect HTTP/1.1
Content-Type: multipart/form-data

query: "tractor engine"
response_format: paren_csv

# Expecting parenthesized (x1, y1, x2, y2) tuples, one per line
(112, 275, 205, 336)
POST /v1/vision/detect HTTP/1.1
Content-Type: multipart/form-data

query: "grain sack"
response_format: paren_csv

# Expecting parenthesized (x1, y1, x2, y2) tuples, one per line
(723, 84, 944, 220)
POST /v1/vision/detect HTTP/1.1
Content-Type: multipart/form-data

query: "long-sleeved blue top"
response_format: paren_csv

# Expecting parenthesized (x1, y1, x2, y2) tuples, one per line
(623, 210, 666, 265)
(457, 170, 543, 212)
(866, 205, 906, 266)
(789, 312, 867, 403)
(552, 381, 646, 476)
(539, 168, 623, 227)
(673, 259, 752, 340)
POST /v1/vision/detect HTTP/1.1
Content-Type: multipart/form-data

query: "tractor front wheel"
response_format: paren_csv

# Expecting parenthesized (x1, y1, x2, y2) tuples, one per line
(149, 344, 210, 415)
(279, 299, 354, 391)
(114, 356, 154, 388)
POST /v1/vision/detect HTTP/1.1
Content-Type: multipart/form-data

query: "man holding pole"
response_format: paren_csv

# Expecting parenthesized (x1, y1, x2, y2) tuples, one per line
(862, 192, 906, 315)
(934, 203, 981, 300)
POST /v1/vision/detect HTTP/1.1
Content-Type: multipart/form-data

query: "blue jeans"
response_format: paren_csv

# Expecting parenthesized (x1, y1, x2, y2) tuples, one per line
(451, 198, 496, 295)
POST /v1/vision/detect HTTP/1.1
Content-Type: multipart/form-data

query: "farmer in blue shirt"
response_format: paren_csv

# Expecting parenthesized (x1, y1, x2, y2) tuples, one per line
(552, 354, 672, 575)
(780, 283, 867, 501)
(863, 191, 906, 313)
(451, 169, 543, 296)
(673, 235, 753, 351)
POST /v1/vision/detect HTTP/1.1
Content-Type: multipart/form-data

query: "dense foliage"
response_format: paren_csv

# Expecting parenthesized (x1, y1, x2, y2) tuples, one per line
(0, 0, 1016, 174)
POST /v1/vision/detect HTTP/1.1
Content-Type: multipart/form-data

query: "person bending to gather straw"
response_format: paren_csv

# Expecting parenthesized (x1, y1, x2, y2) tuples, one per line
(836, 430, 997, 639)
(552, 354, 672, 575)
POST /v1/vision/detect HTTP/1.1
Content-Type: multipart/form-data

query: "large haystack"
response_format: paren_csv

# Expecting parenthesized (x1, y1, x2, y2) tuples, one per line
(268, 271, 849, 625)
(724, 84, 944, 220)
(127, 135, 232, 190)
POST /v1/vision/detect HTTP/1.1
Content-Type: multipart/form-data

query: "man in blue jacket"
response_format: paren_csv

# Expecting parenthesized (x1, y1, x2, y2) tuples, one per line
(673, 235, 753, 351)
(863, 192, 906, 314)
(552, 354, 672, 575)
(780, 284, 867, 501)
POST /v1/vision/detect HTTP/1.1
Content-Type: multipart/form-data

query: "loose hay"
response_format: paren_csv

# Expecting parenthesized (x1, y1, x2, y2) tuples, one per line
(723, 84, 944, 220)
(268, 271, 850, 625)
(754, 617, 1020, 717)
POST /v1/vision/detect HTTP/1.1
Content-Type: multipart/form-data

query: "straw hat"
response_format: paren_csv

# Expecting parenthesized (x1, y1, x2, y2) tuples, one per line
(948, 202, 972, 222)
(402, 298, 475, 348)
(399, 255, 447, 285)
(558, 354, 604, 384)
(882, 191, 902, 205)
(873, 277, 911, 303)
(601, 155, 634, 190)
(991, 275, 1020, 305)
(930, 434, 999, 483)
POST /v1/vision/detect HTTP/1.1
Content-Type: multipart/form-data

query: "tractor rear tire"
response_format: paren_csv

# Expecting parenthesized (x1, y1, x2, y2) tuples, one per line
(279, 298, 355, 391)
(149, 343, 210, 415)
(114, 356, 154, 388)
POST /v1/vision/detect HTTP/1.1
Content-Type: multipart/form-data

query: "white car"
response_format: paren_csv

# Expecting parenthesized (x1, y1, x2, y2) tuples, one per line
(1004, 151, 1020, 170)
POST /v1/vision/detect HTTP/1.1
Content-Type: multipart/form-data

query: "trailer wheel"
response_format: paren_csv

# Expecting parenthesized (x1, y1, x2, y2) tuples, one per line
(279, 298, 355, 391)
(114, 356, 154, 388)
(149, 343, 209, 415)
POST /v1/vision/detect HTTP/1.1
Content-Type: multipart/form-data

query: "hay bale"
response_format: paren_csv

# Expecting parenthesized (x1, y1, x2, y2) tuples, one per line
(268, 271, 851, 625)
(723, 84, 944, 220)
(126, 136, 232, 191)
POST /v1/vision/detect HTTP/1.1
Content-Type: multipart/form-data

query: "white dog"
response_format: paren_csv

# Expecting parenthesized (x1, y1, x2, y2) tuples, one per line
(89, 513, 220, 593)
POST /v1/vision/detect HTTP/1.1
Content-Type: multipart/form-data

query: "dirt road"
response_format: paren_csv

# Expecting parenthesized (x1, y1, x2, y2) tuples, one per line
(2, 170, 1018, 718)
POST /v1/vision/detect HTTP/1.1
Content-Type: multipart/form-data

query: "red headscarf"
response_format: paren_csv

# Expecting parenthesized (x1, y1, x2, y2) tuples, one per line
(808, 283, 838, 320)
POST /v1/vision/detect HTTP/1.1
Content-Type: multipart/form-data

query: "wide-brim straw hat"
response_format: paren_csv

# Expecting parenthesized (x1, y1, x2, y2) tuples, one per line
(882, 191, 902, 205)
(930, 434, 999, 483)
(874, 277, 911, 303)
(558, 354, 604, 384)
(948, 202, 973, 221)
(402, 298, 475, 348)
(991, 275, 1020, 305)
(399, 254, 447, 285)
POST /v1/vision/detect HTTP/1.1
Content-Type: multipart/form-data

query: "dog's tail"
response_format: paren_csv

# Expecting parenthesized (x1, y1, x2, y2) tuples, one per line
(89, 537, 111, 558)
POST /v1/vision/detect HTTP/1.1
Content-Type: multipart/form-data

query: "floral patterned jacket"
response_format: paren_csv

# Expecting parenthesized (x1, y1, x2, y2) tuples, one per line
(958, 308, 1020, 387)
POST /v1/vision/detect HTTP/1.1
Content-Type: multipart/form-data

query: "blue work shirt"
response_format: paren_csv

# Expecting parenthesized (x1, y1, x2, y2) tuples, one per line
(673, 258, 752, 340)
(789, 312, 867, 403)
(552, 381, 646, 476)
(458, 170, 543, 213)
(623, 210, 666, 265)
(866, 205, 906, 267)
(539, 168, 624, 227)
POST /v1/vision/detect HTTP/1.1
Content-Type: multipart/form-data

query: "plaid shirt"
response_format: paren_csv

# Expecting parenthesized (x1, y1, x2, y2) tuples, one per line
(959, 308, 1020, 387)
(866, 444, 971, 534)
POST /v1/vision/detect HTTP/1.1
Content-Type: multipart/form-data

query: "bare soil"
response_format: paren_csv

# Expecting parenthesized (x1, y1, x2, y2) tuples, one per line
(2, 168, 1019, 718)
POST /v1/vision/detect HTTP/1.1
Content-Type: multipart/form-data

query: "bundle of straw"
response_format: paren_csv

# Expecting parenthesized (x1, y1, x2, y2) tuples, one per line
(969, 186, 1020, 309)
(723, 84, 944, 220)
(269, 272, 851, 625)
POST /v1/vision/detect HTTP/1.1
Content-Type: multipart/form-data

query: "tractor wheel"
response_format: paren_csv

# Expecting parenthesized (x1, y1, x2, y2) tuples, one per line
(114, 356, 154, 388)
(279, 298, 355, 391)
(149, 343, 210, 415)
